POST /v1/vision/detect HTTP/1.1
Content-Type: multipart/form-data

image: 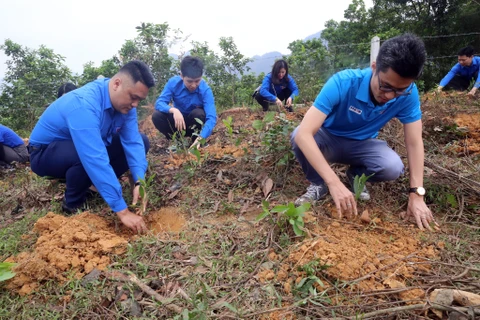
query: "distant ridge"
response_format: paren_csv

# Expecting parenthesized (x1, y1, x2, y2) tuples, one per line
(246, 30, 324, 75)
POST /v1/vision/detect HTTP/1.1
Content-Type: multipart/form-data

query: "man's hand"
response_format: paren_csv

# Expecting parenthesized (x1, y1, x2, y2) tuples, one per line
(116, 208, 148, 233)
(132, 184, 148, 215)
(275, 98, 283, 108)
(436, 86, 443, 93)
(326, 180, 358, 219)
(467, 87, 477, 97)
(405, 194, 439, 231)
(171, 108, 186, 131)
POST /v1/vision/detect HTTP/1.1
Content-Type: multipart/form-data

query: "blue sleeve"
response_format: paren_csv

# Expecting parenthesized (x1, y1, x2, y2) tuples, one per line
(313, 74, 342, 116)
(439, 63, 461, 87)
(288, 75, 299, 99)
(67, 103, 127, 213)
(120, 111, 148, 182)
(154, 78, 175, 113)
(199, 86, 217, 139)
(259, 74, 277, 102)
(396, 87, 422, 124)
(475, 62, 480, 88)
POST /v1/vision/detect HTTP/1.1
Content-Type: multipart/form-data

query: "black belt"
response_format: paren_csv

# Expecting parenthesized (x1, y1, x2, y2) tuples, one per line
(27, 144, 45, 153)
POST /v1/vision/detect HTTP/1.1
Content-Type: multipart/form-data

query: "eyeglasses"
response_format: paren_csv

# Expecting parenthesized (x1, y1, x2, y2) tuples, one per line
(377, 73, 412, 96)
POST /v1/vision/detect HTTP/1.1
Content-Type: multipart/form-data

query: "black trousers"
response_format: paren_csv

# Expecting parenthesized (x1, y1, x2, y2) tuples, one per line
(152, 108, 206, 140)
(254, 88, 293, 111)
(444, 72, 479, 91)
(0, 143, 29, 164)
(29, 134, 150, 209)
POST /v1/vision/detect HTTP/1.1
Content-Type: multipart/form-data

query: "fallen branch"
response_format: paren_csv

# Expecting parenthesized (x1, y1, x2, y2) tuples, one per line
(424, 159, 480, 195)
(321, 303, 480, 320)
(103, 271, 182, 314)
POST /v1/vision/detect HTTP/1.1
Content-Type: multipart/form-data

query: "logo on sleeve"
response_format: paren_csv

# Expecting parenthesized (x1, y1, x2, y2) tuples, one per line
(349, 106, 362, 115)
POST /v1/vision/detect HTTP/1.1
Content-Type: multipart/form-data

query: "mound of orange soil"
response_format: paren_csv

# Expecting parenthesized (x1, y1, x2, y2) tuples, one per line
(6, 208, 187, 295)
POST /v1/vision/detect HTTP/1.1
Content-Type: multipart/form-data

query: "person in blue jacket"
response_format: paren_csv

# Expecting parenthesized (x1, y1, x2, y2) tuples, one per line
(437, 46, 479, 96)
(0, 124, 29, 166)
(152, 56, 217, 150)
(28, 60, 154, 233)
(253, 59, 299, 112)
(291, 33, 438, 231)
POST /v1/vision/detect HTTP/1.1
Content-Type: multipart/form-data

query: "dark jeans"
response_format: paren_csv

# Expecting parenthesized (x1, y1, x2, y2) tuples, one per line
(254, 88, 293, 111)
(291, 127, 404, 186)
(444, 72, 479, 91)
(29, 134, 150, 209)
(152, 108, 206, 140)
(0, 143, 29, 164)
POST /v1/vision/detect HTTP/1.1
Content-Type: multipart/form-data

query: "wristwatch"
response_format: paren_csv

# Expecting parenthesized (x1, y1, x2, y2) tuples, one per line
(409, 187, 426, 196)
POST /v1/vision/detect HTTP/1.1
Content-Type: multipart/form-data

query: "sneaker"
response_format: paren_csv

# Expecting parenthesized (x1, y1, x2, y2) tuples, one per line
(61, 199, 87, 216)
(346, 170, 371, 201)
(294, 183, 329, 206)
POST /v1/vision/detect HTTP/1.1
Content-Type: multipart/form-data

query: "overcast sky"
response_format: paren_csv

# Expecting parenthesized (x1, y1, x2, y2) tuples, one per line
(0, 0, 373, 80)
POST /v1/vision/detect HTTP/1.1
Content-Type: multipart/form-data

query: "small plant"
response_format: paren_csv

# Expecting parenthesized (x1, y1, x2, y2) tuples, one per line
(222, 115, 234, 140)
(353, 173, 374, 200)
(252, 112, 296, 168)
(294, 260, 330, 298)
(0, 262, 17, 282)
(137, 173, 156, 200)
(256, 201, 311, 236)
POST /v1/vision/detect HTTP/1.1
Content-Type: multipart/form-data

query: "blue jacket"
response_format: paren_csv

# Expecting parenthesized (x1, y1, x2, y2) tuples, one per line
(259, 73, 299, 102)
(0, 124, 24, 148)
(155, 76, 217, 139)
(313, 68, 421, 140)
(29, 79, 147, 212)
(440, 56, 480, 88)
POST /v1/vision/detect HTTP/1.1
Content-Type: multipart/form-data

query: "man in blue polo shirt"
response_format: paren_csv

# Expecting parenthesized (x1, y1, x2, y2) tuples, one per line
(29, 60, 154, 233)
(291, 33, 438, 231)
(437, 45, 479, 96)
(152, 56, 217, 149)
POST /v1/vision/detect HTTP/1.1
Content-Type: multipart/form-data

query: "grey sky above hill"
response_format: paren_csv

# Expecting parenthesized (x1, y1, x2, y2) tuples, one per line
(0, 0, 373, 80)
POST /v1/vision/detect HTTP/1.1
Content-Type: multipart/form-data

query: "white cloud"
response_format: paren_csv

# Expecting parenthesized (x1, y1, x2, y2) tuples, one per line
(0, 0, 373, 79)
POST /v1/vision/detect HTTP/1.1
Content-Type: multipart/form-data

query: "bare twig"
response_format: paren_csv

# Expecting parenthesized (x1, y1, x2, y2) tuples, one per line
(103, 270, 182, 314)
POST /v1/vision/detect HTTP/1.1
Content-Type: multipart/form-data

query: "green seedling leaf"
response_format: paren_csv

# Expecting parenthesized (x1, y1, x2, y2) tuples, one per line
(0, 262, 17, 282)
(263, 111, 275, 123)
(252, 120, 263, 131)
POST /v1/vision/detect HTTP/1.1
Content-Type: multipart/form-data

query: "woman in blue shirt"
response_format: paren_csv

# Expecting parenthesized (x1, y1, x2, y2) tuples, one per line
(253, 59, 299, 112)
(438, 46, 479, 96)
(0, 124, 29, 166)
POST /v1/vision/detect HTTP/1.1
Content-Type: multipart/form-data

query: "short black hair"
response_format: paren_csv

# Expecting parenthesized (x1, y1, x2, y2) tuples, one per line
(180, 56, 204, 79)
(458, 46, 475, 57)
(119, 60, 155, 88)
(376, 33, 426, 79)
(57, 82, 77, 98)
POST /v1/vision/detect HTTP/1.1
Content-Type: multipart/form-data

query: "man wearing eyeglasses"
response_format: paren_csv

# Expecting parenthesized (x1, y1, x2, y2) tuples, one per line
(437, 46, 479, 97)
(291, 33, 438, 231)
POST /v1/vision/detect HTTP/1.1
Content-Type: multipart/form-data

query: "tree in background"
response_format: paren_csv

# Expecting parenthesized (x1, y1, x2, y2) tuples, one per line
(0, 39, 73, 134)
(285, 38, 330, 103)
(190, 37, 252, 109)
(77, 57, 121, 86)
(119, 22, 185, 104)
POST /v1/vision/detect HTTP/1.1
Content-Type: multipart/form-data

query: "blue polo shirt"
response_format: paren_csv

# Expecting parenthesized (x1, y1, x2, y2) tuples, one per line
(440, 56, 480, 88)
(313, 68, 421, 140)
(0, 124, 24, 148)
(29, 78, 147, 212)
(154, 76, 217, 139)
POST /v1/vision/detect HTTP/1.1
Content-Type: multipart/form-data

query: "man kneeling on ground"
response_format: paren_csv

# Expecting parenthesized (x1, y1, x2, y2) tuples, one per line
(29, 60, 154, 233)
(291, 33, 438, 231)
